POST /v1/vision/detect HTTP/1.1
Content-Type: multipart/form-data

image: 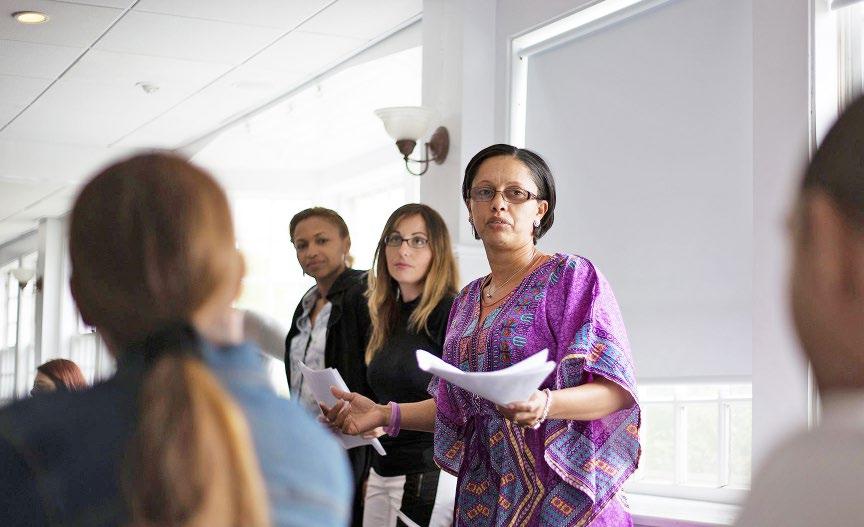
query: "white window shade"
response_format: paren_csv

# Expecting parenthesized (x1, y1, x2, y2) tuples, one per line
(832, 0, 864, 10)
(526, 0, 752, 379)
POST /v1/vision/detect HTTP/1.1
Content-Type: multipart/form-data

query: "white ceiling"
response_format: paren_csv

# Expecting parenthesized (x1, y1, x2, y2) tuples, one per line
(0, 0, 421, 246)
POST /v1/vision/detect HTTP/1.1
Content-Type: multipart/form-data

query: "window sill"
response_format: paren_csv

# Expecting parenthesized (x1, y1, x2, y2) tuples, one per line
(627, 494, 740, 527)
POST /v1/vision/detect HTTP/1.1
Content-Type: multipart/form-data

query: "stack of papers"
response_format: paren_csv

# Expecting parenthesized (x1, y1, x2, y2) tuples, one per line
(298, 362, 386, 456)
(416, 349, 556, 406)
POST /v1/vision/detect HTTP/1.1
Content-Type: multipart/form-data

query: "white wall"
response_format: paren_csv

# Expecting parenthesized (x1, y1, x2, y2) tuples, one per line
(420, 0, 497, 286)
(751, 0, 812, 467)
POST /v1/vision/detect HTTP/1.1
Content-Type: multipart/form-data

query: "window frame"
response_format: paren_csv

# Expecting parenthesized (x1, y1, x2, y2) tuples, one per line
(625, 380, 751, 505)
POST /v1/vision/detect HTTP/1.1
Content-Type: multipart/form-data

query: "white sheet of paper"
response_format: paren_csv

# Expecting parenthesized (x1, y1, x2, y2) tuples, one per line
(298, 362, 386, 456)
(416, 349, 556, 406)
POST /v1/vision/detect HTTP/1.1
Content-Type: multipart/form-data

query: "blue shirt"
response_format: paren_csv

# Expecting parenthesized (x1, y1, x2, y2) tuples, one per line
(0, 341, 352, 527)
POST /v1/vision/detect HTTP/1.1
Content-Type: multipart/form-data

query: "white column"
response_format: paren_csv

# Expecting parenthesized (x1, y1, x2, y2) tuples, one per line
(34, 217, 67, 364)
(752, 0, 813, 467)
(421, 0, 497, 285)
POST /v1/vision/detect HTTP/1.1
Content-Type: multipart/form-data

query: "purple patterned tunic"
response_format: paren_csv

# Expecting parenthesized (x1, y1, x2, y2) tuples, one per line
(430, 254, 640, 526)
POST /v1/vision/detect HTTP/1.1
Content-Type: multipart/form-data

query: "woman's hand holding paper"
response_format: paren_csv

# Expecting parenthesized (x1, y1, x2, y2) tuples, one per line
(497, 389, 548, 428)
(321, 387, 388, 436)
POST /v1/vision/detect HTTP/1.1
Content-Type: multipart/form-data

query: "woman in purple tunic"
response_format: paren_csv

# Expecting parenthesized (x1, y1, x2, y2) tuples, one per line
(325, 144, 640, 526)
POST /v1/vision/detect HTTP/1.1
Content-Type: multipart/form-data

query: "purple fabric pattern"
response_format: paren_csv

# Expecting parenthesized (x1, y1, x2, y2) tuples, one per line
(430, 254, 640, 526)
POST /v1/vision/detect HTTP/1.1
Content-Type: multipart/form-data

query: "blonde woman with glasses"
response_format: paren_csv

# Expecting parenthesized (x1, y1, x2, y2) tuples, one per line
(362, 203, 459, 527)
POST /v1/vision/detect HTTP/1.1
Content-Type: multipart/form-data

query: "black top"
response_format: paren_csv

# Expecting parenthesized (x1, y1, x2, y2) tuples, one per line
(367, 295, 454, 477)
(285, 267, 373, 490)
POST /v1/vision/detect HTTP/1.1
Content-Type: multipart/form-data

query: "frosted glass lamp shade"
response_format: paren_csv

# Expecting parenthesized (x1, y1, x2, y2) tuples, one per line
(12, 267, 35, 287)
(374, 106, 435, 141)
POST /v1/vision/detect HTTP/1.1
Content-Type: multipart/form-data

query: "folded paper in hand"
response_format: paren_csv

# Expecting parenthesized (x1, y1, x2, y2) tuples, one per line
(416, 349, 556, 406)
(298, 362, 386, 456)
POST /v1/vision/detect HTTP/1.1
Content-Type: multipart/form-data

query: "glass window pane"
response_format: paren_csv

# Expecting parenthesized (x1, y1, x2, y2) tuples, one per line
(685, 402, 720, 486)
(727, 384, 752, 398)
(729, 401, 752, 488)
(638, 385, 675, 402)
(678, 385, 720, 401)
(634, 403, 675, 484)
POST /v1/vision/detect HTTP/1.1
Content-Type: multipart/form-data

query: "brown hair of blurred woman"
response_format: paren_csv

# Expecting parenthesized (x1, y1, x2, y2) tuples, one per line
(34, 359, 87, 393)
(69, 152, 269, 527)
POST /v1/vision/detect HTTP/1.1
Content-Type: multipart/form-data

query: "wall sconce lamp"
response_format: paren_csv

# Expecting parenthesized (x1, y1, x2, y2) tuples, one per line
(375, 106, 449, 176)
(11, 268, 36, 291)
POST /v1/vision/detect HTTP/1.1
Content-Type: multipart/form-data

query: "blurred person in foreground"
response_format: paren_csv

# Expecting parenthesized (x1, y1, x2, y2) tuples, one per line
(31, 358, 88, 396)
(0, 152, 351, 527)
(735, 96, 864, 526)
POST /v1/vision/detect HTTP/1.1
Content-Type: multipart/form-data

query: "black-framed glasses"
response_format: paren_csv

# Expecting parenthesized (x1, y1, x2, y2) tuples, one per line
(469, 186, 540, 204)
(384, 234, 429, 249)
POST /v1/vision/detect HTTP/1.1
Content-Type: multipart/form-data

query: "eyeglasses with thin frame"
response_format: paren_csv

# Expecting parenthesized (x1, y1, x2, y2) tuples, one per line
(384, 234, 429, 249)
(469, 186, 541, 204)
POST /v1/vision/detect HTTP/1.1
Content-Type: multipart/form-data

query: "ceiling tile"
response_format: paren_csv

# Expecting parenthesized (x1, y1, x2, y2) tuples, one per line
(1, 77, 207, 146)
(299, 0, 421, 40)
(0, 220, 40, 246)
(94, 11, 283, 64)
(134, 0, 333, 30)
(65, 49, 232, 86)
(0, 40, 83, 78)
(7, 184, 80, 221)
(0, 180, 65, 221)
(0, 139, 126, 184)
(0, 0, 122, 47)
(113, 79, 278, 149)
(0, 75, 52, 106)
(245, 30, 363, 73)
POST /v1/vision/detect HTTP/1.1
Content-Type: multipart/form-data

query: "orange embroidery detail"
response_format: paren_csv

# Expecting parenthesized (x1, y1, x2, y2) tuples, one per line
(466, 505, 491, 519)
(465, 481, 488, 495)
(583, 458, 619, 476)
(551, 496, 574, 515)
(445, 440, 464, 460)
(588, 342, 607, 362)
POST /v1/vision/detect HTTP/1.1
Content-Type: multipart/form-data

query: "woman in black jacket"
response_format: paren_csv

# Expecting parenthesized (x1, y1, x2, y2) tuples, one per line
(285, 207, 372, 527)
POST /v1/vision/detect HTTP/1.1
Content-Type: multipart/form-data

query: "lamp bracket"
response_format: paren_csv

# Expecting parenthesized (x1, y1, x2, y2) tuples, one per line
(400, 127, 450, 176)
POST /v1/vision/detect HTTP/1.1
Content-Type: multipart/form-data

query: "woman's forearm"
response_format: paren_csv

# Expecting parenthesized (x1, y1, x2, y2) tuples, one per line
(379, 398, 437, 433)
(547, 377, 634, 421)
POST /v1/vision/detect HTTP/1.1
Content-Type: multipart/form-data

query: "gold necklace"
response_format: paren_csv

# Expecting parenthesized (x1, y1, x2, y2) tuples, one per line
(484, 249, 539, 300)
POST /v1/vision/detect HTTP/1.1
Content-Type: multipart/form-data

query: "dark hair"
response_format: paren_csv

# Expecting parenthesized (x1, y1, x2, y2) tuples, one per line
(462, 144, 557, 240)
(289, 206, 354, 267)
(289, 207, 351, 241)
(803, 96, 864, 229)
(36, 359, 87, 392)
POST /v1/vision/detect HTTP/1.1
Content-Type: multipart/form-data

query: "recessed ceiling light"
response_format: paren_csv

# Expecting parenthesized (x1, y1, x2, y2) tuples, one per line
(12, 11, 49, 24)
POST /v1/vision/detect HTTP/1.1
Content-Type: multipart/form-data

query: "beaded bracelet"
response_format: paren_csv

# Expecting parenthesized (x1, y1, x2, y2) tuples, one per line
(383, 401, 401, 437)
(530, 388, 552, 430)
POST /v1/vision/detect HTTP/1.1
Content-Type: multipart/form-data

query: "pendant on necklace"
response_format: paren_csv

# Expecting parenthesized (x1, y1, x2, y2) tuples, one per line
(485, 291, 493, 299)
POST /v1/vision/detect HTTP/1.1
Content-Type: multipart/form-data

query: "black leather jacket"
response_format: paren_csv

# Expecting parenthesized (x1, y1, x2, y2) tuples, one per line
(285, 267, 372, 514)
(285, 268, 373, 399)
